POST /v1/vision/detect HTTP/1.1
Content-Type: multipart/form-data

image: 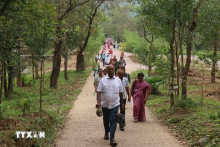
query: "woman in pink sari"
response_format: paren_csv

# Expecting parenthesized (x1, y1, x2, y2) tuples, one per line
(131, 73, 150, 121)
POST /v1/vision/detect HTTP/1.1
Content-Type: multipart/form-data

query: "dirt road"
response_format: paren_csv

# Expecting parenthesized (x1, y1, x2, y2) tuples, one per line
(55, 48, 183, 147)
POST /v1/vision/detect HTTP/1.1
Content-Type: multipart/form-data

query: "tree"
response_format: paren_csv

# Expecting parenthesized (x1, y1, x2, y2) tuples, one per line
(50, 0, 91, 88)
(76, 0, 104, 71)
(197, 0, 220, 83)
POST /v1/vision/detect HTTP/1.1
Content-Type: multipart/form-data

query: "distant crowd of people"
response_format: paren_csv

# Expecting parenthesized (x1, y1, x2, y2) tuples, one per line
(92, 41, 150, 146)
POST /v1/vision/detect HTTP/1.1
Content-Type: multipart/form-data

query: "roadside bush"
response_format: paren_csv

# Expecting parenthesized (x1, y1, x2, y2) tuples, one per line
(174, 98, 198, 110)
(167, 116, 181, 124)
(144, 76, 165, 94)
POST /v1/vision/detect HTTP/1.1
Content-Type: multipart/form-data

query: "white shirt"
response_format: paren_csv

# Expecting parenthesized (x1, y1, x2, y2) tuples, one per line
(105, 56, 111, 64)
(120, 77, 129, 99)
(109, 54, 112, 59)
(93, 75, 103, 88)
(97, 75, 123, 109)
(96, 55, 101, 60)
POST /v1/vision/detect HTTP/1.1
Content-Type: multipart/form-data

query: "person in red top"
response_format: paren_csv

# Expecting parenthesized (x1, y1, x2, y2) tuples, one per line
(109, 48, 113, 55)
(112, 55, 116, 62)
(107, 44, 110, 49)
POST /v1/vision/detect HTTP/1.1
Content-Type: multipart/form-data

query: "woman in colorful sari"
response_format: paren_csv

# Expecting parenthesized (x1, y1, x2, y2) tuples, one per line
(131, 73, 150, 122)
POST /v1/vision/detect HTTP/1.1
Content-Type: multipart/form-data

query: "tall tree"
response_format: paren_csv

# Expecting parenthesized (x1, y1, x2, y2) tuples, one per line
(76, 0, 104, 71)
(50, 0, 91, 88)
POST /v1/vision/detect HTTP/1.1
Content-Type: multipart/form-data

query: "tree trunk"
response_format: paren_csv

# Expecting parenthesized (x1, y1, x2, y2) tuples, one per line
(77, 50, 83, 72)
(211, 36, 218, 83)
(40, 57, 43, 112)
(17, 41, 22, 87)
(169, 0, 177, 107)
(148, 43, 153, 76)
(50, 40, 62, 88)
(0, 62, 4, 105)
(175, 41, 179, 97)
(181, 0, 203, 99)
(43, 59, 45, 89)
(64, 45, 69, 80)
(7, 60, 13, 101)
(17, 53, 22, 87)
(4, 61, 8, 99)
(32, 53, 34, 82)
(170, 40, 175, 107)
(34, 61, 39, 78)
(181, 36, 192, 100)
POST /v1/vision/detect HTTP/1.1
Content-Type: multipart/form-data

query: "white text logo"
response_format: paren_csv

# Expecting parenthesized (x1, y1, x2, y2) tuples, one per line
(16, 131, 45, 138)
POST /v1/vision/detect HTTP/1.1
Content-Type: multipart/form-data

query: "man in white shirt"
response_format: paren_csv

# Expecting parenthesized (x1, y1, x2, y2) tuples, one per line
(108, 52, 112, 59)
(96, 65, 124, 146)
(105, 54, 110, 65)
(93, 69, 104, 100)
(96, 53, 101, 61)
(118, 69, 131, 131)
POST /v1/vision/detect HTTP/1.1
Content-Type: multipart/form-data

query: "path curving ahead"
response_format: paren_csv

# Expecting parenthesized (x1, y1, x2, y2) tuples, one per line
(55, 48, 183, 147)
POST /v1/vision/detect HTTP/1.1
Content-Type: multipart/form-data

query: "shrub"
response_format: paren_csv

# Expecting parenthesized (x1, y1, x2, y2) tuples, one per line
(174, 98, 198, 110)
(144, 76, 165, 94)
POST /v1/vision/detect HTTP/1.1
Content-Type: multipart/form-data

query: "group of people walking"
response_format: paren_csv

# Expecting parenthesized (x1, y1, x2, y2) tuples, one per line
(92, 44, 151, 146)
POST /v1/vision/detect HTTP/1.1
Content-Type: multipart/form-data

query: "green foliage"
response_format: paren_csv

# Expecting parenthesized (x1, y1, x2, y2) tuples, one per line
(20, 98, 32, 113)
(174, 98, 198, 110)
(84, 28, 105, 66)
(100, 5, 137, 42)
(198, 50, 220, 65)
(154, 46, 170, 77)
(143, 76, 165, 94)
(146, 93, 220, 146)
(0, 68, 91, 146)
(167, 116, 181, 124)
(122, 29, 146, 53)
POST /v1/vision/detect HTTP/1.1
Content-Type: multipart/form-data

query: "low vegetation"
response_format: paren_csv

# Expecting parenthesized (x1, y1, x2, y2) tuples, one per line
(130, 67, 220, 146)
(0, 69, 91, 146)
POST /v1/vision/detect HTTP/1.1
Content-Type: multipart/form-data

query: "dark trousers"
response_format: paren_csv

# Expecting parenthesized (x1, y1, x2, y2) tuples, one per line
(102, 59, 105, 66)
(119, 99, 126, 117)
(102, 105, 119, 140)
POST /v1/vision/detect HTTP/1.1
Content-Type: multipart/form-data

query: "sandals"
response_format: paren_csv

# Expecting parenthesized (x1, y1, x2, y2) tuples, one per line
(133, 119, 138, 122)
(104, 134, 109, 140)
(110, 139, 117, 146)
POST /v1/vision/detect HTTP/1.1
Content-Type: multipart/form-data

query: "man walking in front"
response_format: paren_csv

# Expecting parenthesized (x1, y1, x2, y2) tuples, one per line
(118, 69, 131, 131)
(96, 65, 124, 146)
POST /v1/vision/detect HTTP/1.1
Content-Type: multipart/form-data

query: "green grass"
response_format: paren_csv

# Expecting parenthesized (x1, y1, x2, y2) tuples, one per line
(0, 68, 91, 146)
(130, 69, 220, 146)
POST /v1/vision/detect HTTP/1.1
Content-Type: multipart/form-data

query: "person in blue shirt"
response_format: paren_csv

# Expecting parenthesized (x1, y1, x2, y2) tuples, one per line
(102, 53, 107, 67)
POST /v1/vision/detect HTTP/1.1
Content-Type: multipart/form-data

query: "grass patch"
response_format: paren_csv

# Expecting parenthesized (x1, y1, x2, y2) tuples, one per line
(129, 68, 220, 146)
(0, 68, 91, 146)
(147, 94, 220, 146)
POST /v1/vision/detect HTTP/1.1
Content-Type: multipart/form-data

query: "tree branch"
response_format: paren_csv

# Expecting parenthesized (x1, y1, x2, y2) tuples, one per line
(79, 0, 103, 54)
(189, 0, 203, 32)
(143, 24, 153, 43)
(59, 0, 91, 21)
